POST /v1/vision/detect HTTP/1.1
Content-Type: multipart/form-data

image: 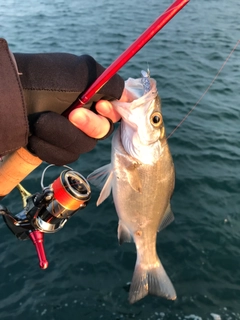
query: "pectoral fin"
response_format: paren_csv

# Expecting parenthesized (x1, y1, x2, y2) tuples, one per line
(127, 167, 142, 193)
(121, 157, 142, 193)
(158, 203, 174, 232)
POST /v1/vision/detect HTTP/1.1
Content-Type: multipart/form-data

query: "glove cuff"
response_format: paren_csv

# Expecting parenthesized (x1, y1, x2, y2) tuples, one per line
(97, 117, 115, 140)
(0, 38, 29, 155)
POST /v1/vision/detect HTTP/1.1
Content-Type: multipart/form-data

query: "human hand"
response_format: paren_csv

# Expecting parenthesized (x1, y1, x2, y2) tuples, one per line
(68, 87, 132, 139)
(12, 52, 127, 165)
(26, 88, 132, 166)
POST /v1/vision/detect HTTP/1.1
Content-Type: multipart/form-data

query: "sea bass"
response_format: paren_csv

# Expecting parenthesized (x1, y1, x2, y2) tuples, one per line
(88, 72, 176, 304)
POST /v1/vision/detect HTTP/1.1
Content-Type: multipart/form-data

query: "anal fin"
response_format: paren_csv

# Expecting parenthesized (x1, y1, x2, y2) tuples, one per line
(118, 220, 132, 245)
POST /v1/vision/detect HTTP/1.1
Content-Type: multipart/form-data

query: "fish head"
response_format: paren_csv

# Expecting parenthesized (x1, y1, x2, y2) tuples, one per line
(112, 77, 166, 164)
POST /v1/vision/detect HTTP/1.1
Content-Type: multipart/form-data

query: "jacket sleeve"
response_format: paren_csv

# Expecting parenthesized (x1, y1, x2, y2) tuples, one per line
(0, 38, 29, 156)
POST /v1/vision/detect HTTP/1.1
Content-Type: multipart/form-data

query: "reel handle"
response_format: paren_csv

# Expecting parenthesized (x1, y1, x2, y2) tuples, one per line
(29, 230, 48, 269)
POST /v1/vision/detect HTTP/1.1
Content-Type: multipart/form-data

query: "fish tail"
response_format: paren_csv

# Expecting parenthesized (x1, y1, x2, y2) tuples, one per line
(128, 257, 176, 304)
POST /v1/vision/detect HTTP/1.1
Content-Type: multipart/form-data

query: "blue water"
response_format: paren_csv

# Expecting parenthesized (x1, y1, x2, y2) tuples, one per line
(0, 0, 240, 319)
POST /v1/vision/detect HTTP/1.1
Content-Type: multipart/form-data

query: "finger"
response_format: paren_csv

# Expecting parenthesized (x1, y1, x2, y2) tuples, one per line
(95, 100, 121, 123)
(69, 108, 111, 139)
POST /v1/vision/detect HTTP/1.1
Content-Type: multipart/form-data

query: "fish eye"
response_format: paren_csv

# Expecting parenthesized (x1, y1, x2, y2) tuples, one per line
(150, 112, 162, 128)
(153, 115, 160, 123)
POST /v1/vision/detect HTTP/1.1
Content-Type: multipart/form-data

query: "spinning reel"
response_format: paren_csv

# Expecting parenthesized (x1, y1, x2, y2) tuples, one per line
(0, 165, 91, 269)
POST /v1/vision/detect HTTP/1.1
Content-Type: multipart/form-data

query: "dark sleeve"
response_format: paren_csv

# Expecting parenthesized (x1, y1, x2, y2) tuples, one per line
(13, 52, 125, 115)
(0, 39, 29, 156)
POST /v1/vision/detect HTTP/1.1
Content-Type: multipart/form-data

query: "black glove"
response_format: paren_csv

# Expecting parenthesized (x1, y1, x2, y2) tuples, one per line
(27, 111, 98, 166)
(0, 38, 124, 165)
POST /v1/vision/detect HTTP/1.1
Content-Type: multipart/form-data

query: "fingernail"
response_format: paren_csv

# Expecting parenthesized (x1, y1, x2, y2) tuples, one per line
(103, 104, 112, 114)
(96, 100, 112, 115)
(69, 109, 88, 127)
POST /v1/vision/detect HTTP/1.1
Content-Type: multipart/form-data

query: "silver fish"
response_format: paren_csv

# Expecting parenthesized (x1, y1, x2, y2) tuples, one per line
(88, 72, 176, 304)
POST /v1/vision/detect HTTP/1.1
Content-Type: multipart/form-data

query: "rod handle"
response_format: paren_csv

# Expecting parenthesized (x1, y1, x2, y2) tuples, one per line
(0, 148, 42, 197)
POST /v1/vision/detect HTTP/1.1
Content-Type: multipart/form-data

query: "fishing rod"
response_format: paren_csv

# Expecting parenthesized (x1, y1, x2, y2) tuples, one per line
(63, 0, 190, 116)
(0, 0, 190, 269)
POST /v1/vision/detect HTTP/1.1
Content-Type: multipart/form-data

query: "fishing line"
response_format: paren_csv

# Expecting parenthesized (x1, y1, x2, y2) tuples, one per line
(167, 39, 240, 140)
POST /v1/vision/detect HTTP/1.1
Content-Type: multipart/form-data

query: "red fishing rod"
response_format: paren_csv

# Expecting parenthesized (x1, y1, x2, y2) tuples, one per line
(63, 0, 190, 117)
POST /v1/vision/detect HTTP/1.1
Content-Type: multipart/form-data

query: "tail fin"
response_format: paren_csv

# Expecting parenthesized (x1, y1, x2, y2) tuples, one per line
(128, 258, 176, 304)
